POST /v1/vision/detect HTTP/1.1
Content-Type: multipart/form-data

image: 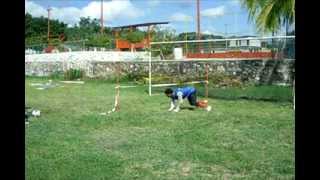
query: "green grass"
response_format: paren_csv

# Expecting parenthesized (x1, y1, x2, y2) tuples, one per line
(26, 77, 294, 180)
(153, 84, 293, 103)
(199, 85, 293, 102)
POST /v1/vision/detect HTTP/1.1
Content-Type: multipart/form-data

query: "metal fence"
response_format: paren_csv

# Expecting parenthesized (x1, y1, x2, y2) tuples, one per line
(150, 36, 295, 60)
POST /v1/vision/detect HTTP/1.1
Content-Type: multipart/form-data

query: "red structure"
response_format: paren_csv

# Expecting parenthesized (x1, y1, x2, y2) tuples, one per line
(112, 22, 169, 51)
(44, 45, 56, 53)
(115, 39, 150, 50)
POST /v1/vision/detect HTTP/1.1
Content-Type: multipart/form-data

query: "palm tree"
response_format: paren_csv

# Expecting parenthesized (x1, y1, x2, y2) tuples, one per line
(241, 0, 295, 33)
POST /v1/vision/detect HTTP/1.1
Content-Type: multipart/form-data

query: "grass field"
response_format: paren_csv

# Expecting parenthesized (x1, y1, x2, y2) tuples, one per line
(26, 77, 294, 180)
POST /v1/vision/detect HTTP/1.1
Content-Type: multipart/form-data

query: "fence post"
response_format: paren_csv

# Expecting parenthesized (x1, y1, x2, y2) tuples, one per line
(149, 51, 152, 96)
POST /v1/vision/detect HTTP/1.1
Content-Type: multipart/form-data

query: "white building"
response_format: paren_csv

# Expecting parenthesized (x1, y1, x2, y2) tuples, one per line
(229, 39, 261, 48)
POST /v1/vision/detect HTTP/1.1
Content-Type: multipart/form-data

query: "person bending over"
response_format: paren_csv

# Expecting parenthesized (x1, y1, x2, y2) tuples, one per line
(164, 86, 211, 112)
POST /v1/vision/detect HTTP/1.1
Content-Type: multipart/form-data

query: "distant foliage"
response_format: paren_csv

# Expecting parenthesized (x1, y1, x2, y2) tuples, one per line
(86, 33, 113, 47)
(209, 72, 243, 88)
(64, 69, 85, 80)
(125, 31, 145, 44)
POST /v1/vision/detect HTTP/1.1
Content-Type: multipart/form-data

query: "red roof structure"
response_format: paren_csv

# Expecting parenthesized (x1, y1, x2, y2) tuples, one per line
(112, 22, 169, 51)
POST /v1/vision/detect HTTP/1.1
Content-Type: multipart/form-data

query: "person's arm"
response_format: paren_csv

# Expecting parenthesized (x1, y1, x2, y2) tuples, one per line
(168, 99, 176, 111)
(173, 92, 183, 112)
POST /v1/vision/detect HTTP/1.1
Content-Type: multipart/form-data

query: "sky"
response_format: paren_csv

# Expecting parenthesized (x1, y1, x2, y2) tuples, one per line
(25, 0, 285, 36)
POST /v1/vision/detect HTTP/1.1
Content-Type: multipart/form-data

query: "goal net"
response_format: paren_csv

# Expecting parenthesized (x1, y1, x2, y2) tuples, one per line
(147, 36, 295, 102)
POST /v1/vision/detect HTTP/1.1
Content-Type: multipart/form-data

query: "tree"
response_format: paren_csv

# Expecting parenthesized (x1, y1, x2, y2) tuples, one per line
(241, 0, 295, 33)
(79, 17, 91, 28)
(25, 13, 68, 46)
(120, 30, 145, 52)
(86, 33, 113, 48)
(126, 31, 145, 43)
(151, 27, 177, 58)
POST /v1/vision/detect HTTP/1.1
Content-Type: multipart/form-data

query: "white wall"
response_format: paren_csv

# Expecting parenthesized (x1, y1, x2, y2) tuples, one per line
(25, 51, 149, 62)
(249, 40, 261, 47)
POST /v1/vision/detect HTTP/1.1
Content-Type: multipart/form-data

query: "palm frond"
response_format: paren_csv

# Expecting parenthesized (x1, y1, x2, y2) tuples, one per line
(242, 0, 295, 33)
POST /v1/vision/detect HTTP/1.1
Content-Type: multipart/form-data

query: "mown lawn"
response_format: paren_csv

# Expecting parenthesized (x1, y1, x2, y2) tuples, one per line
(26, 77, 294, 180)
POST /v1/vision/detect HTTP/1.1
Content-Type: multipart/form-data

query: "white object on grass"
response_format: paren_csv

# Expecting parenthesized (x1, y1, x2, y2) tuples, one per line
(206, 105, 212, 112)
(60, 81, 84, 84)
(168, 101, 175, 111)
(106, 107, 116, 115)
(116, 85, 139, 88)
(99, 112, 107, 115)
(173, 107, 180, 112)
(30, 83, 44, 86)
(32, 110, 41, 116)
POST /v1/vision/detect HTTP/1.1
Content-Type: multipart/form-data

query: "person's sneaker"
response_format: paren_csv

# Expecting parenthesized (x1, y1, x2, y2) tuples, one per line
(206, 105, 212, 112)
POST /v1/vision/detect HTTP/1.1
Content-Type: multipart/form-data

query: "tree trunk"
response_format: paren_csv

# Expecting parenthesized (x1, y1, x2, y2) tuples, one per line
(271, 31, 276, 59)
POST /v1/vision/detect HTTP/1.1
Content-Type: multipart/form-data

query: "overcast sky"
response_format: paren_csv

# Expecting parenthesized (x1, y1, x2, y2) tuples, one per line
(26, 0, 284, 36)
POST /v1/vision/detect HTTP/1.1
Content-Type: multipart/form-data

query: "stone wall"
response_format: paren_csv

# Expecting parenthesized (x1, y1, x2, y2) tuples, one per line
(25, 52, 294, 85)
(89, 60, 295, 85)
(25, 51, 149, 77)
(25, 51, 149, 62)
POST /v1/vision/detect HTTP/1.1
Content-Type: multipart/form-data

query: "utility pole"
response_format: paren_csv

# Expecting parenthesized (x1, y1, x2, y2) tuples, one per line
(225, 24, 228, 49)
(196, 0, 201, 52)
(224, 24, 228, 37)
(47, 7, 51, 43)
(100, 0, 104, 34)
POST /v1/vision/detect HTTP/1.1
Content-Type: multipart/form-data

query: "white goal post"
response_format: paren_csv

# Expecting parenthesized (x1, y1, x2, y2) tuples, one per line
(147, 36, 295, 96)
(150, 35, 295, 45)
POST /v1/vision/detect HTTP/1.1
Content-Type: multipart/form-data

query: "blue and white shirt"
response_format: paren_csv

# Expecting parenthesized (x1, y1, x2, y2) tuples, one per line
(170, 86, 196, 101)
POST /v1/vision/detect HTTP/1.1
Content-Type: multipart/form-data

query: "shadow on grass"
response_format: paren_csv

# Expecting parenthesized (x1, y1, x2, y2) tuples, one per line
(180, 107, 196, 111)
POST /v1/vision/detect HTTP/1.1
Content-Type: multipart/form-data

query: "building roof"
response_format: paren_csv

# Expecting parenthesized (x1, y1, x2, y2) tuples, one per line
(112, 22, 169, 30)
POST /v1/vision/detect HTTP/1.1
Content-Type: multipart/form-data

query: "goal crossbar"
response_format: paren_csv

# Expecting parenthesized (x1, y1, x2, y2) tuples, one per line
(150, 35, 295, 45)
(151, 81, 208, 87)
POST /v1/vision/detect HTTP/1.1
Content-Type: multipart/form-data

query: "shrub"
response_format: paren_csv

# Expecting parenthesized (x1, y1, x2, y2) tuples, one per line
(64, 69, 85, 80)
(209, 72, 244, 88)
(49, 71, 64, 79)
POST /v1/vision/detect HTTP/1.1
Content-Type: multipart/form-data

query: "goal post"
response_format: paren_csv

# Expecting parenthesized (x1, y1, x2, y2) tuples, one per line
(148, 36, 295, 97)
(148, 51, 152, 96)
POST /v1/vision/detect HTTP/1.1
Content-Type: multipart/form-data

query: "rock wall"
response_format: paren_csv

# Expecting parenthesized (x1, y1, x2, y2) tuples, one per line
(25, 51, 149, 62)
(25, 52, 294, 85)
(25, 51, 149, 77)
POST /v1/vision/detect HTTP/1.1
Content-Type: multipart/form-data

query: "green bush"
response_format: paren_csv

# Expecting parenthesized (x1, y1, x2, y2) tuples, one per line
(86, 33, 113, 47)
(120, 31, 145, 44)
(49, 71, 64, 79)
(209, 72, 244, 88)
(124, 71, 148, 83)
(64, 69, 85, 80)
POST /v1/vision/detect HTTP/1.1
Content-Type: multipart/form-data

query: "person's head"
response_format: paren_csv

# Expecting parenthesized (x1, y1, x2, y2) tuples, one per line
(164, 88, 173, 97)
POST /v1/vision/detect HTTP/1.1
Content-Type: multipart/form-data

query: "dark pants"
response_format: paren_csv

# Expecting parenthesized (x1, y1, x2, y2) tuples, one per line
(187, 91, 197, 106)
